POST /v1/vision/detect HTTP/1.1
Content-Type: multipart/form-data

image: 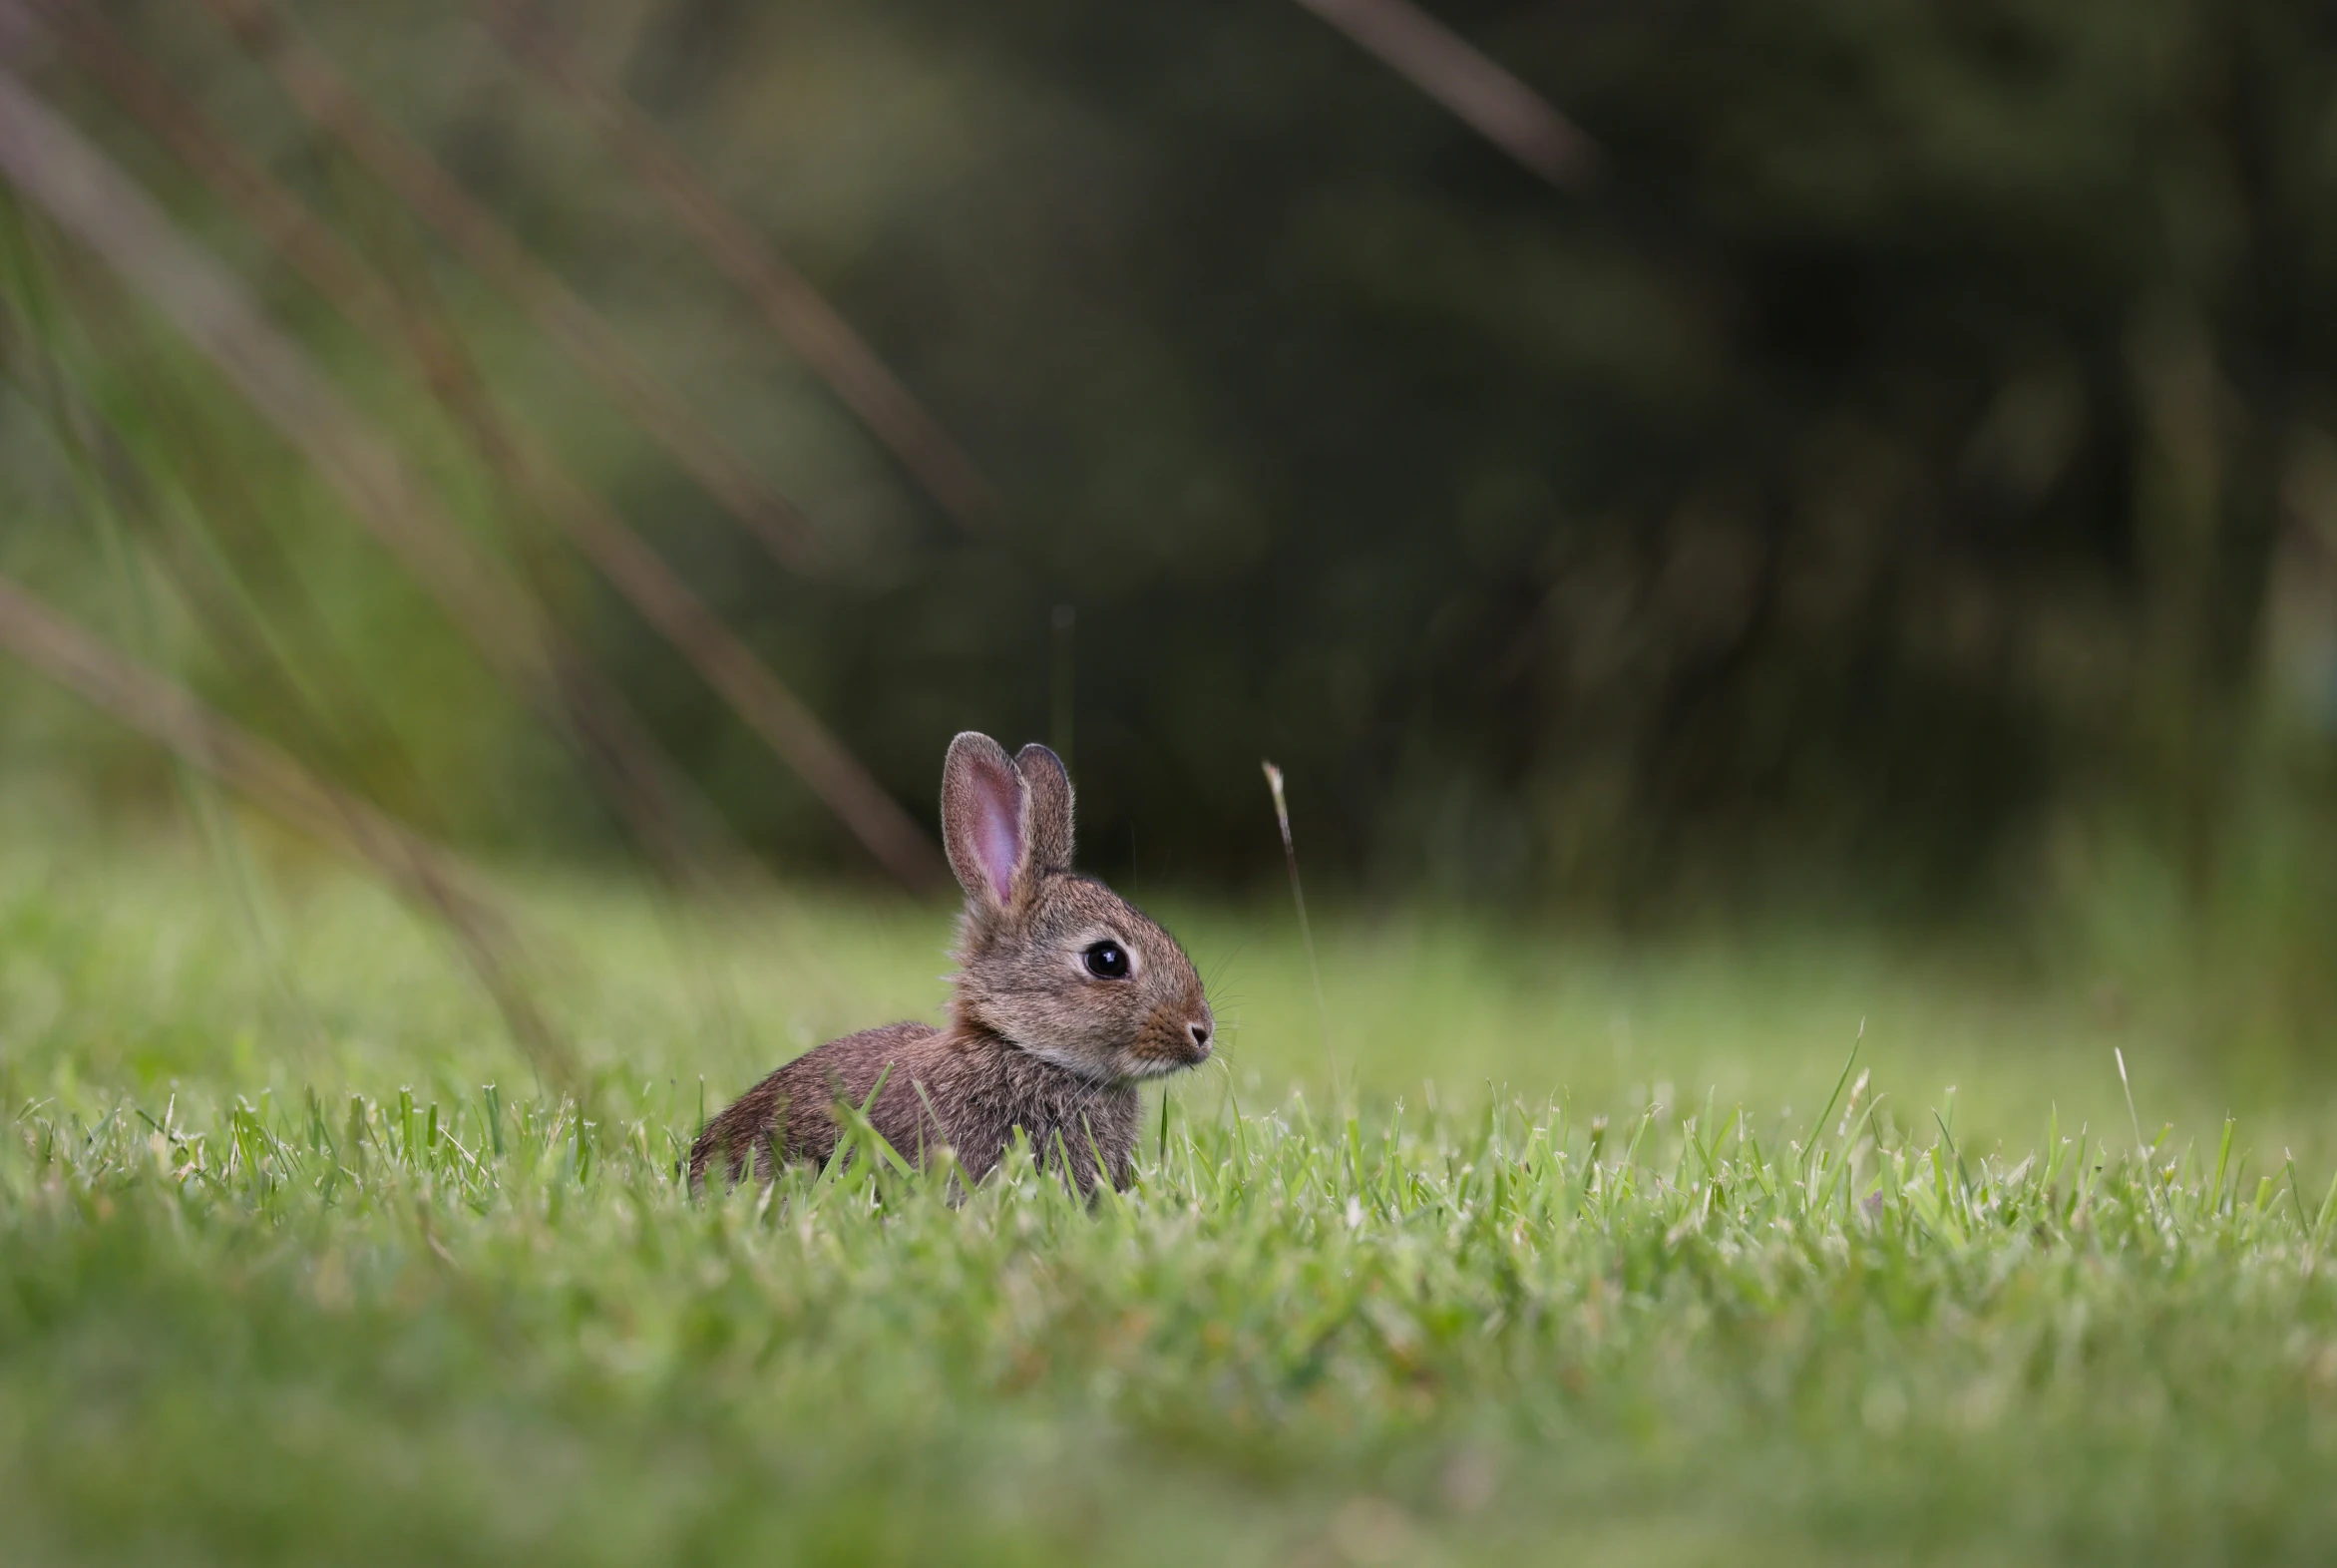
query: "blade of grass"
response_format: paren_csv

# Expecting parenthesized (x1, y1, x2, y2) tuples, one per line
(2116, 1047, 2164, 1219)
(1802, 1024, 1862, 1185)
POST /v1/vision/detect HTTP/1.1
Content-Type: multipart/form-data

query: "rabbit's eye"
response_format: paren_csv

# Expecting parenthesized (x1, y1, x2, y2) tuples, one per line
(1082, 941, 1130, 980)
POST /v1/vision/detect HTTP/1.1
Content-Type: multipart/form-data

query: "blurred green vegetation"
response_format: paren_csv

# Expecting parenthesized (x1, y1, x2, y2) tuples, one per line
(0, 0, 2332, 931)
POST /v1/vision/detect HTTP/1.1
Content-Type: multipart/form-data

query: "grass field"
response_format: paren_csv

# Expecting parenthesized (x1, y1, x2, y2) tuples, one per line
(6, 820, 2337, 1564)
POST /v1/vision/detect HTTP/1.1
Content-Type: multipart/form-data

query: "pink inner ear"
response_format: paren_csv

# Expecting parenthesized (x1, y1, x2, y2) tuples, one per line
(972, 765, 1024, 903)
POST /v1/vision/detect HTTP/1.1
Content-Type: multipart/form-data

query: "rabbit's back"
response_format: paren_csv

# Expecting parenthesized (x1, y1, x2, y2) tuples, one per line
(687, 1021, 1140, 1190)
(688, 1021, 940, 1187)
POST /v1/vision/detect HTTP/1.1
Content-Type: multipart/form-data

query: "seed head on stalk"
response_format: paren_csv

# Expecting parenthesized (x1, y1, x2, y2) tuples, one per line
(1263, 761, 1339, 1099)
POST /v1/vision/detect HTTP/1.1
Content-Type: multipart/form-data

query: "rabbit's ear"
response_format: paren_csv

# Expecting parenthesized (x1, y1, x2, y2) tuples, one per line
(1014, 744, 1074, 871)
(942, 732, 1030, 910)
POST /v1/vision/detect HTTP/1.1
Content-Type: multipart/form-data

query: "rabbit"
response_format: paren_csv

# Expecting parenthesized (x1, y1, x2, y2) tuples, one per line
(688, 730, 1215, 1194)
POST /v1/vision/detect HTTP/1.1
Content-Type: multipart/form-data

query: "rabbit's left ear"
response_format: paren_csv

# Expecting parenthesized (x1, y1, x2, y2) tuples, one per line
(942, 732, 1031, 911)
(1014, 744, 1074, 871)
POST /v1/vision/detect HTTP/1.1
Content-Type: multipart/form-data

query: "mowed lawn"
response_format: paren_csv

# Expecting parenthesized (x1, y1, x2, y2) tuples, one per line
(5, 824, 2337, 1564)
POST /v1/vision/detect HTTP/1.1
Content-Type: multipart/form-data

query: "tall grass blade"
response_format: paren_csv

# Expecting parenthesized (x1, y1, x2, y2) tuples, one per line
(31, 0, 943, 891)
(1051, 604, 1076, 775)
(1262, 761, 1339, 1099)
(0, 64, 822, 897)
(472, 0, 997, 535)
(0, 568, 575, 1083)
(197, 0, 818, 574)
(1289, 0, 1602, 190)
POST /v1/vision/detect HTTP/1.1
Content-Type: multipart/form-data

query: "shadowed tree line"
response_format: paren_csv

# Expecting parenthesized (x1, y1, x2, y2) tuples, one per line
(1, 0, 2333, 914)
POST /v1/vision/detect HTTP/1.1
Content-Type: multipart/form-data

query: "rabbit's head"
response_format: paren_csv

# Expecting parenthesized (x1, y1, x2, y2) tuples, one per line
(940, 731, 1214, 1083)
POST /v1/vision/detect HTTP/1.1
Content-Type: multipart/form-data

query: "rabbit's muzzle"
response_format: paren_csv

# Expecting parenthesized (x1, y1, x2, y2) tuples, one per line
(1127, 1003, 1213, 1076)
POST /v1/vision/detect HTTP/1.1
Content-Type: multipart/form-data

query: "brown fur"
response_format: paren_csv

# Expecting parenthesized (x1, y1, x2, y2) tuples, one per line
(689, 733, 1211, 1194)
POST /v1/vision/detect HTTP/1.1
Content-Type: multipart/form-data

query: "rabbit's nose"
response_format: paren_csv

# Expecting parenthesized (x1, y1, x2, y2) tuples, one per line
(1187, 1020, 1213, 1055)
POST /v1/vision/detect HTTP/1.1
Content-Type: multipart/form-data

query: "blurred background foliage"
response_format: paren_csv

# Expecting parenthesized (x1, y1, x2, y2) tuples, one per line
(2, 0, 2335, 950)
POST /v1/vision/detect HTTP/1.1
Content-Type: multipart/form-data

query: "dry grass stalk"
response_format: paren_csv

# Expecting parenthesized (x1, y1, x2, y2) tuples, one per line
(0, 61, 739, 898)
(0, 287, 443, 830)
(195, 0, 819, 576)
(0, 65, 550, 686)
(1291, 0, 1600, 190)
(474, 0, 996, 535)
(25, 0, 946, 892)
(0, 566, 577, 1084)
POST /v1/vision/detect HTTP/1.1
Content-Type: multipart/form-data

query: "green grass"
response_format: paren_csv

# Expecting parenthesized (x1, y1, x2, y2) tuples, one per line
(6, 821, 2337, 1564)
